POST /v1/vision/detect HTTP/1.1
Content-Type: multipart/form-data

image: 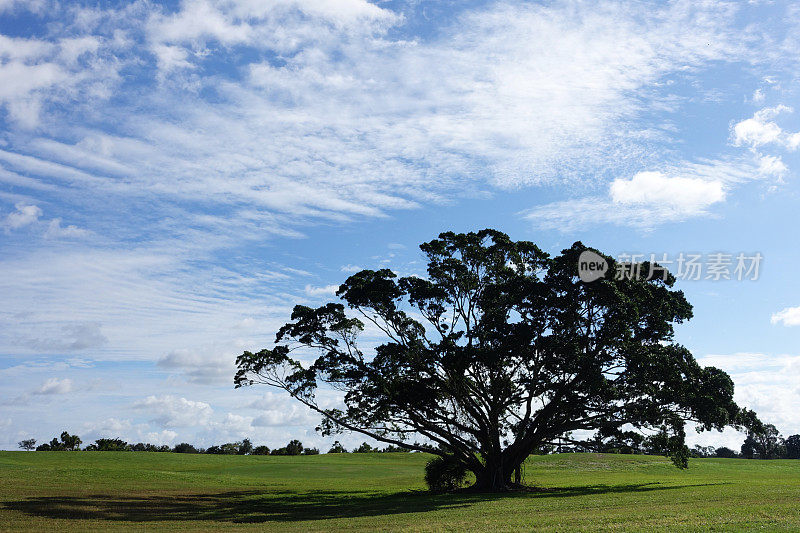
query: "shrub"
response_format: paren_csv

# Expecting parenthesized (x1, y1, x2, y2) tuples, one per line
(715, 446, 738, 458)
(424, 455, 468, 492)
(354, 442, 375, 453)
(328, 441, 347, 453)
(252, 445, 271, 455)
(90, 438, 130, 451)
(285, 439, 304, 455)
(172, 442, 199, 453)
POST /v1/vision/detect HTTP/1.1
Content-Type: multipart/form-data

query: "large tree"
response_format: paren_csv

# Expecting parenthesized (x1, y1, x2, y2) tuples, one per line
(235, 229, 756, 491)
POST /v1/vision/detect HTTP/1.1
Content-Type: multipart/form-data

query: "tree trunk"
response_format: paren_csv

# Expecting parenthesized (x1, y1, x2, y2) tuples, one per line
(471, 453, 528, 492)
(472, 457, 515, 491)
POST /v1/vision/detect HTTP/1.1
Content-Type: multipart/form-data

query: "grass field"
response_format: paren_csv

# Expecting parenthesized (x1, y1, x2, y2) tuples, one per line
(1, 451, 800, 531)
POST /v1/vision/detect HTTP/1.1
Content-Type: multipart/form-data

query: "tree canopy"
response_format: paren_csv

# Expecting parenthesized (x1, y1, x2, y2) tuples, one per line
(235, 229, 758, 491)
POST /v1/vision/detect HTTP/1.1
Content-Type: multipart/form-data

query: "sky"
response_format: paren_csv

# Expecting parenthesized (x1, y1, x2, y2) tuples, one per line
(1, 0, 800, 452)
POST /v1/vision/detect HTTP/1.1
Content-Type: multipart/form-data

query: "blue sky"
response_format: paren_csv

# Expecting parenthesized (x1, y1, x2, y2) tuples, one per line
(1, 0, 800, 451)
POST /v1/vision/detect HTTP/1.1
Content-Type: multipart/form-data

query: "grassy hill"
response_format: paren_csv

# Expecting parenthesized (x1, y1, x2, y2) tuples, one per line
(1, 451, 799, 531)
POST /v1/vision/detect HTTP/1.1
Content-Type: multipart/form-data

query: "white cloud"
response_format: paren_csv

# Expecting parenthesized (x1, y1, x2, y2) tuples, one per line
(304, 284, 339, 298)
(757, 155, 787, 177)
(0, 25, 125, 129)
(610, 171, 726, 212)
(132, 395, 213, 428)
(80, 418, 179, 445)
(771, 306, 800, 327)
(732, 105, 800, 151)
(0, 0, 45, 14)
(733, 113, 785, 148)
(83, 417, 132, 435)
(44, 219, 91, 239)
(0, 0, 758, 228)
(340, 264, 362, 273)
(151, 44, 194, 74)
(146, 0, 399, 54)
(143, 430, 178, 445)
(3, 203, 41, 230)
(252, 404, 317, 427)
(0, 34, 54, 60)
(213, 412, 252, 434)
(35, 377, 73, 395)
(523, 159, 748, 231)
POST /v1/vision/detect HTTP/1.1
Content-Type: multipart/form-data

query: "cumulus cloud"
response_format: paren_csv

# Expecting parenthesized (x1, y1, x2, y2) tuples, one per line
(2, 204, 89, 238)
(3, 203, 41, 231)
(35, 377, 73, 395)
(610, 171, 726, 212)
(757, 155, 788, 177)
(132, 395, 213, 428)
(80, 418, 179, 445)
(252, 405, 317, 427)
(771, 306, 800, 327)
(523, 159, 751, 231)
(732, 105, 800, 154)
(83, 417, 132, 435)
(44, 218, 91, 239)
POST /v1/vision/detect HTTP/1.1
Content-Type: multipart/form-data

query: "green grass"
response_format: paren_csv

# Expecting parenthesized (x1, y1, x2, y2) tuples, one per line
(1, 451, 800, 531)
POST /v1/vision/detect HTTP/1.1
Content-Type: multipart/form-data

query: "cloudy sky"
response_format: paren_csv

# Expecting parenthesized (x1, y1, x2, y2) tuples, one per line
(2, 0, 800, 451)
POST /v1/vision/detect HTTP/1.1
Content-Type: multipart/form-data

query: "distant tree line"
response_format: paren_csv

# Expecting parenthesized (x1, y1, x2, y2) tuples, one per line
(18, 433, 412, 455)
(556, 424, 800, 460)
(20, 426, 799, 460)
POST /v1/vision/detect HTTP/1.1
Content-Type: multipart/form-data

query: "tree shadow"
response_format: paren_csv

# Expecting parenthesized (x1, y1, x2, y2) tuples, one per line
(3, 482, 726, 524)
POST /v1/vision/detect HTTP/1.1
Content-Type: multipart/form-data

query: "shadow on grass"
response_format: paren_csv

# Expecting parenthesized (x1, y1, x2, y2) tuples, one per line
(3, 482, 726, 523)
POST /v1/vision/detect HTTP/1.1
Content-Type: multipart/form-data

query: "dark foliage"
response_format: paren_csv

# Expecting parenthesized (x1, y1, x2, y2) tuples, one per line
(328, 441, 348, 453)
(18, 439, 36, 451)
(86, 438, 130, 451)
(35, 431, 81, 451)
(715, 446, 738, 458)
(238, 438, 253, 455)
(424, 455, 469, 492)
(741, 424, 784, 459)
(354, 442, 376, 453)
(786, 435, 800, 460)
(252, 445, 271, 455)
(129, 443, 170, 452)
(172, 443, 199, 454)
